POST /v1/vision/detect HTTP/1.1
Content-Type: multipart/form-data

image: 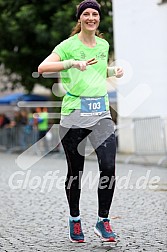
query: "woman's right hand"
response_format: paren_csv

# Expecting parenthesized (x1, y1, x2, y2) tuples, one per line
(72, 58, 98, 71)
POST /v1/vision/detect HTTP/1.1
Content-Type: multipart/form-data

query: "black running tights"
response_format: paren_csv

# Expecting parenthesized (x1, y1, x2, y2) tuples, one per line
(59, 118, 116, 218)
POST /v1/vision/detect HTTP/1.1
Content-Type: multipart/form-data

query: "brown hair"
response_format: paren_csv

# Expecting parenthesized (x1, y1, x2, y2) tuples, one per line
(70, 22, 104, 38)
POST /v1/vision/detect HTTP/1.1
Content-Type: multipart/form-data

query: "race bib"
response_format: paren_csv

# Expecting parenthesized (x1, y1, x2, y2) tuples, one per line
(80, 96, 106, 116)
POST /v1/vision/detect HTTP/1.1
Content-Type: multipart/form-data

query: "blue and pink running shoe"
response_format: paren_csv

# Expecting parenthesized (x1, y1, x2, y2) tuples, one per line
(94, 218, 117, 243)
(69, 219, 85, 243)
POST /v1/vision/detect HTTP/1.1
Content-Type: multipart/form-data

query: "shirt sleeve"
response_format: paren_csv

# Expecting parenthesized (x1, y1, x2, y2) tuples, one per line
(52, 40, 69, 61)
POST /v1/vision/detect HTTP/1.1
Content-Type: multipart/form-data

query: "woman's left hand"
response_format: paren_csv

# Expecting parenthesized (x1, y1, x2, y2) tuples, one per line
(115, 67, 124, 78)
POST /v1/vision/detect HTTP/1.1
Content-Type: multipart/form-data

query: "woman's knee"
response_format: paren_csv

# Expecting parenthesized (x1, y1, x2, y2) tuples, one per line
(65, 171, 83, 189)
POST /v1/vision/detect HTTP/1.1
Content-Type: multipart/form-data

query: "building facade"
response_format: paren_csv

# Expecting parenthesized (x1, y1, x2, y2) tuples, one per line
(112, 0, 167, 154)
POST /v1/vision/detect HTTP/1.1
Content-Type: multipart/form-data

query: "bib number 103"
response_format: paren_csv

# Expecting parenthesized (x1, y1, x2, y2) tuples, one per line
(80, 96, 106, 116)
(88, 101, 101, 110)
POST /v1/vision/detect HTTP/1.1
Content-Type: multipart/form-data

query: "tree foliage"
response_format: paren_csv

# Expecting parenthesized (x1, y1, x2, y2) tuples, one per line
(0, 0, 113, 92)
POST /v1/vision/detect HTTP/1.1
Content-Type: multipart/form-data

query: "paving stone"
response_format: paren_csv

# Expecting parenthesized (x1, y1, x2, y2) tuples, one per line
(0, 152, 166, 252)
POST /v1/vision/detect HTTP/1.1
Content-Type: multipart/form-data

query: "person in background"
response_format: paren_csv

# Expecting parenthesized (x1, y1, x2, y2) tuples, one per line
(0, 113, 11, 150)
(11, 109, 28, 151)
(27, 109, 37, 145)
(38, 0, 123, 243)
(0, 113, 10, 128)
(36, 107, 49, 153)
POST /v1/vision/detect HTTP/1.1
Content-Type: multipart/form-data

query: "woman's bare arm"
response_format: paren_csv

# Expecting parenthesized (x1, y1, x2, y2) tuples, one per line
(38, 53, 64, 74)
(38, 53, 98, 74)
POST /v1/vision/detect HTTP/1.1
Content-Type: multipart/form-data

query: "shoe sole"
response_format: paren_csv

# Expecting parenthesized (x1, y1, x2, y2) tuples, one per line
(69, 232, 84, 243)
(94, 227, 117, 243)
(69, 236, 84, 243)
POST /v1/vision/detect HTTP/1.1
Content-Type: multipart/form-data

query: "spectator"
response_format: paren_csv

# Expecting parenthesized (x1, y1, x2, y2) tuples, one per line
(0, 113, 11, 150)
(11, 109, 28, 151)
(0, 113, 10, 128)
(36, 107, 49, 153)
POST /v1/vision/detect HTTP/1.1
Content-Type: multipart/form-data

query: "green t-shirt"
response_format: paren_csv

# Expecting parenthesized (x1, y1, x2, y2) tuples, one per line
(52, 34, 110, 115)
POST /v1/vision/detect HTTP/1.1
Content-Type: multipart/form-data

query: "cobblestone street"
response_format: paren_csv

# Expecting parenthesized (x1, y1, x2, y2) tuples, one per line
(0, 152, 166, 252)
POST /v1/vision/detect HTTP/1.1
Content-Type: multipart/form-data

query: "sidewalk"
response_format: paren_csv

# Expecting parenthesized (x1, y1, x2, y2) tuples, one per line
(0, 152, 166, 252)
(86, 151, 167, 168)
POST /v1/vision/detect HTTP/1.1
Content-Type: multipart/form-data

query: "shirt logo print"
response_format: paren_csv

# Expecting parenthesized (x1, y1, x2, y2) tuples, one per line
(96, 52, 106, 60)
(80, 51, 86, 59)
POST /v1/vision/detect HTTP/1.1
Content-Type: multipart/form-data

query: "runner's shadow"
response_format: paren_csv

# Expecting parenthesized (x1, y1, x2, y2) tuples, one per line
(92, 242, 121, 251)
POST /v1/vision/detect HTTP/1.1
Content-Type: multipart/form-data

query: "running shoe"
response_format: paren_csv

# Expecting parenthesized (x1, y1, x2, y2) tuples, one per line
(69, 219, 85, 243)
(94, 218, 117, 243)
